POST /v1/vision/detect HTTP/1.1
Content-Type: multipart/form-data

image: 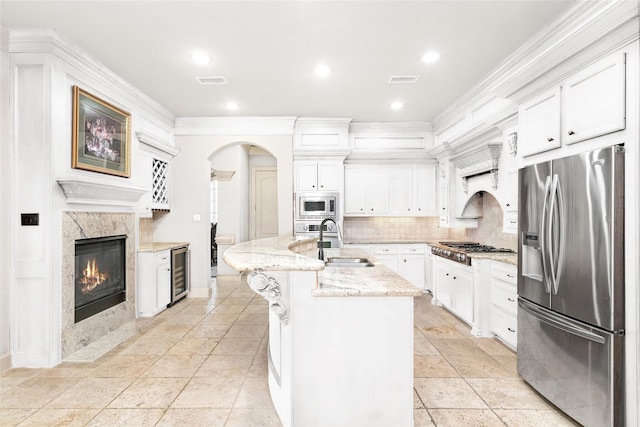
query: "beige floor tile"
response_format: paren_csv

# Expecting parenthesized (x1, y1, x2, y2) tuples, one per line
(224, 323, 268, 339)
(0, 368, 42, 379)
(35, 365, 96, 379)
(467, 378, 554, 410)
(413, 389, 424, 409)
(491, 355, 518, 377)
(195, 355, 254, 378)
(90, 355, 158, 378)
(419, 324, 468, 339)
(0, 377, 79, 409)
(17, 407, 100, 426)
(414, 314, 450, 328)
(163, 313, 207, 325)
(414, 378, 488, 409)
(108, 377, 189, 408)
(211, 338, 262, 356)
(117, 337, 179, 356)
(218, 297, 253, 307)
(85, 408, 164, 427)
(171, 377, 244, 408)
(429, 408, 505, 426)
(494, 409, 581, 426)
(234, 377, 274, 409)
(414, 338, 441, 356)
(0, 376, 30, 392)
(184, 324, 231, 339)
(200, 313, 240, 325)
(413, 408, 436, 427)
(225, 407, 282, 427)
(235, 310, 268, 324)
(143, 353, 207, 378)
(46, 377, 133, 408)
(414, 356, 460, 378)
(472, 337, 515, 356)
(429, 338, 487, 357)
(0, 408, 36, 425)
(247, 353, 268, 378)
(210, 305, 247, 316)
(156, 408, 230, 427)
(166, 337, 220, 356)
(175, 303, 216, 316)
(447, 355, 512, 378)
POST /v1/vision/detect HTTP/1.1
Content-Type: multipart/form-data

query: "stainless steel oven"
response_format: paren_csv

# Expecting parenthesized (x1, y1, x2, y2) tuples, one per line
(171, 245, 190, 304)
(295, 192, 338, 220)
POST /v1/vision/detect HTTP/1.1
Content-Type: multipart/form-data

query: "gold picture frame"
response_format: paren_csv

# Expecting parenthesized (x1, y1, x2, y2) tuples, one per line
(72, 86, 131, 177)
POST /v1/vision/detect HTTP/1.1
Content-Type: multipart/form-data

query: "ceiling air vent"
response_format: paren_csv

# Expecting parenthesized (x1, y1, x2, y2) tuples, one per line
(388, 76, 420, 84)
(197, 76, 228, 85)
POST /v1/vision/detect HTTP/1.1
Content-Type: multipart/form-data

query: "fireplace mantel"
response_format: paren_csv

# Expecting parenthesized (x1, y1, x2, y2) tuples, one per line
(57, 179, 147, 206)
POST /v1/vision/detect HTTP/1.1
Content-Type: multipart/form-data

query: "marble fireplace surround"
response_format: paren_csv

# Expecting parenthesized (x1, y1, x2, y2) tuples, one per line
(61, 211, 136, 358)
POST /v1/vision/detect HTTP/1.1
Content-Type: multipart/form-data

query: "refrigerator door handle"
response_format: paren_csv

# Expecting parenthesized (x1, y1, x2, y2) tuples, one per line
(519, 299, 605, 344)
(549, 174, 565, 295)
(540, 175, 552, 294)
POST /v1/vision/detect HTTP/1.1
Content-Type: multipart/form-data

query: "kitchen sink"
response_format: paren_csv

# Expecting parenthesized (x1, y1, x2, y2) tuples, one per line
(324, 257, 374, 268)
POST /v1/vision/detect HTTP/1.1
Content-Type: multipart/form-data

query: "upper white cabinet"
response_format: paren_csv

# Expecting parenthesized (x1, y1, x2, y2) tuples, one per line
(502, 169, 519, 233)
(344, 165, 389, 215)
(295, 161, 340, 191)
(519, 52, 626, 157)
(389, 165, 437, 216)
(136, 132, 179, 216)
(519, 88, 561, 157)
(563, 52, 626, 145)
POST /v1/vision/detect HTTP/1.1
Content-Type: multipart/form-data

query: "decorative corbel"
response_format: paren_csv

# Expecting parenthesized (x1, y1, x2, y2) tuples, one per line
(247, 272, 288, 325)
(491, 169, 499, 190)
(507, 132, 518, 156)
(461, 177, 469, 194)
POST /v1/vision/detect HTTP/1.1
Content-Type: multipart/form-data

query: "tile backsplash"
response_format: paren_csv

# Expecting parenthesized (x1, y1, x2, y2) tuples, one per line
(466, 193, 517, 251)
(139, 218, 154, 244)
(342, 216, 467, 243)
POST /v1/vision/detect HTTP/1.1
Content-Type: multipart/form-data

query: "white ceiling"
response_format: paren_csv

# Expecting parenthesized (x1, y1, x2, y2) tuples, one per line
(1, 1, 575, 122)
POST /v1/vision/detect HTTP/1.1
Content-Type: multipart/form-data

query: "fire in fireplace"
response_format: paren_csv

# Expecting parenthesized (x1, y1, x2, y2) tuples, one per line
(75, 235, 127, 323)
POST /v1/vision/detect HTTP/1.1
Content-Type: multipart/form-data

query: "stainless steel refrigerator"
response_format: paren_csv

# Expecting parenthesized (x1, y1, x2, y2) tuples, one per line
(517, 145, 625, 427)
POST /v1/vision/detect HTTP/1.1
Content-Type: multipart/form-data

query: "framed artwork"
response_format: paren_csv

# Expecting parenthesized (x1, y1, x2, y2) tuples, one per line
(72, 86, 131, 177)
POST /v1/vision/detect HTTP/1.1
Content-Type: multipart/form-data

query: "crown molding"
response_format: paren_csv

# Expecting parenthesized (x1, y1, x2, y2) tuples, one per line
(8, 29, 175, 128)
(174, 116, 297, 136)
(136, 132, 179, 160)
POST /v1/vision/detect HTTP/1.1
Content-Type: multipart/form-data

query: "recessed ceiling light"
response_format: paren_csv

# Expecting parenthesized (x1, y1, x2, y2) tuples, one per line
(422, 51, 440, 64)
(390, 101, 404, 110)
(190, 52, 212, 65)
(225, 102, 239, 111)
(314, 64, 331, 78)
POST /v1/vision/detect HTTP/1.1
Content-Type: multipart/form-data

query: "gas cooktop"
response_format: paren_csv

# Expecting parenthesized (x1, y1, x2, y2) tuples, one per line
(432, 242, 515, 265)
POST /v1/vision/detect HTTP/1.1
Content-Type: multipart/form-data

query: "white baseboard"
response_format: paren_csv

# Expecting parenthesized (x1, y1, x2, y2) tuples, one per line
(0, 352, 11, 373)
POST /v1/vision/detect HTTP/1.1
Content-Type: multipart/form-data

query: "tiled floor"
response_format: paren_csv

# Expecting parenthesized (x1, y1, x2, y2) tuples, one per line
(1, 277, 579, 427)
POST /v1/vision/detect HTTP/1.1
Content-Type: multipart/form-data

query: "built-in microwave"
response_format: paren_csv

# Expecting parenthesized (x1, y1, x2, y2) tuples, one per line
(296, 192, 338, 219)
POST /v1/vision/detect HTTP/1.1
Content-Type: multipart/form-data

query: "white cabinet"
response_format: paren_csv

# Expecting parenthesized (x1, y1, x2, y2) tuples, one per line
(503, 169, 519, 233)
(344, 165, 389, 215)
(434, 257, 474, 325)
(397, 245, 426, 290)
(389, 165, 437, 216)
(137, 249, 172, 317)
(519, 88, 561, 157)
(136, 132, 179, 215)
(519, 52, 626, 157)
(563, 52, 626, 145)
(372, 245, 398, 271)
(295, 161, 340, 191)
(437, 162, 450, 226)
(489, 261, 518, 349)
(151, 158, 171, 210)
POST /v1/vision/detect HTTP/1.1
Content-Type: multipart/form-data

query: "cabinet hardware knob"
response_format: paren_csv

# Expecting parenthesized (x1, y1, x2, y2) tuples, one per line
(507, 298, 515, 302)
(547, 137, 554, 142)
(506, 203, 510, 207)
(167, 268, 171, 271)
(507, 274, 514, 278)
(568, 130, 575, 135)
(508, 327, 516, 333)
(408, 208, 410, 211)
(446, 273, 449, 276)
(320, 185, 324, 188)
(403, 259, 407, 262)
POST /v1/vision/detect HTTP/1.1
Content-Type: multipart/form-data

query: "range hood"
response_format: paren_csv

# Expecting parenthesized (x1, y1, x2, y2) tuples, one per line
(455, 142, 503, 192)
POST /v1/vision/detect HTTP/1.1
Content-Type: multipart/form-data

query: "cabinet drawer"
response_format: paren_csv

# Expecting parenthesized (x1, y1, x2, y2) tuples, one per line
(491, 307, 517, 348)
(372, 246, 398, 255)
(491, 262, 517, 284)
(398, 245, 425, 255)
(154, 250, 171, 266)
(491, 280, 517, 315)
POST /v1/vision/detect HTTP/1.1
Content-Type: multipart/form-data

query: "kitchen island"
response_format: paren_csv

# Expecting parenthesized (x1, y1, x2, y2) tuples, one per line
(223, 236, 421, 427)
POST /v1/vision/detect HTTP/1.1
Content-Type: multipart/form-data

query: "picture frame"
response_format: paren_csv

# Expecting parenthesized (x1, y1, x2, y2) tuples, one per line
(72, 86, 131, 177)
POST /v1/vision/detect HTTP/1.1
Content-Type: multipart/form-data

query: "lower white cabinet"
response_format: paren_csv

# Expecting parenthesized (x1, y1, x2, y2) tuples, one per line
(137, 249, 172, 317)
(372, 245, 398, 271)
(433, 257, 474, 325)
(489, 261, 518, 349)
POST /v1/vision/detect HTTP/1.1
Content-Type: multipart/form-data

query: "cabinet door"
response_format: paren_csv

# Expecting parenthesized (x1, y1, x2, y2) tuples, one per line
(366, 167, 389, 215)
(563, 52, 626, 145)
(414, 164, 437, 216)
(389, 167, 413, 215)
(317, 162, 339, 191)
(451, 268, 474, 324)
(519, 88, 561, 157)
(434, 262, 452, 308)
(344, 166, 367, 214)
(295, 162, 318, 191)
(398, 255, 426, 289)
(373, 245, 398, 271)
(156, 261, 172, 308)
(438, 163, 449, 226)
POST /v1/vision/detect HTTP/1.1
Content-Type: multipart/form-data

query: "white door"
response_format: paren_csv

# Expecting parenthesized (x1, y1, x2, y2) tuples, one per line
(251, 167, 278, 240)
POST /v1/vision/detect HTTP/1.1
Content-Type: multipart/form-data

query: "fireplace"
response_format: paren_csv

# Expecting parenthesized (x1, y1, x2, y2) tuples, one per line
(74, 235, 127, 323)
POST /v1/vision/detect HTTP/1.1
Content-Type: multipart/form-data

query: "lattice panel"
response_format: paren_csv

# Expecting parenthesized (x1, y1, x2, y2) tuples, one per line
(152, 159, 169, 205)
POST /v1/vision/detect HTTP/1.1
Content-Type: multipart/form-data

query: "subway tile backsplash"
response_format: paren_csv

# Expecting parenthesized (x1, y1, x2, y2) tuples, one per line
(342, 216, 468, 243)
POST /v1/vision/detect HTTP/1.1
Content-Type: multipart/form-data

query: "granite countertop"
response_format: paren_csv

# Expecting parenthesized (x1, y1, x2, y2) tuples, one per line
(223, 236, 422, 297)
(468, 252, 518, 266)
(138, 242, 189, 252)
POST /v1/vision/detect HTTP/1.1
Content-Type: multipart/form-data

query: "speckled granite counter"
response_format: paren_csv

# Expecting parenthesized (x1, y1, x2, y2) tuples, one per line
(223, 236, 421, 297)
(468, 252, 518, 265)
(138, 242, 189, 252)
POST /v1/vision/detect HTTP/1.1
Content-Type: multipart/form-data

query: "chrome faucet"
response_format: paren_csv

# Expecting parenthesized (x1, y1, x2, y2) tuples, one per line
(318, 218, 338, 260)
